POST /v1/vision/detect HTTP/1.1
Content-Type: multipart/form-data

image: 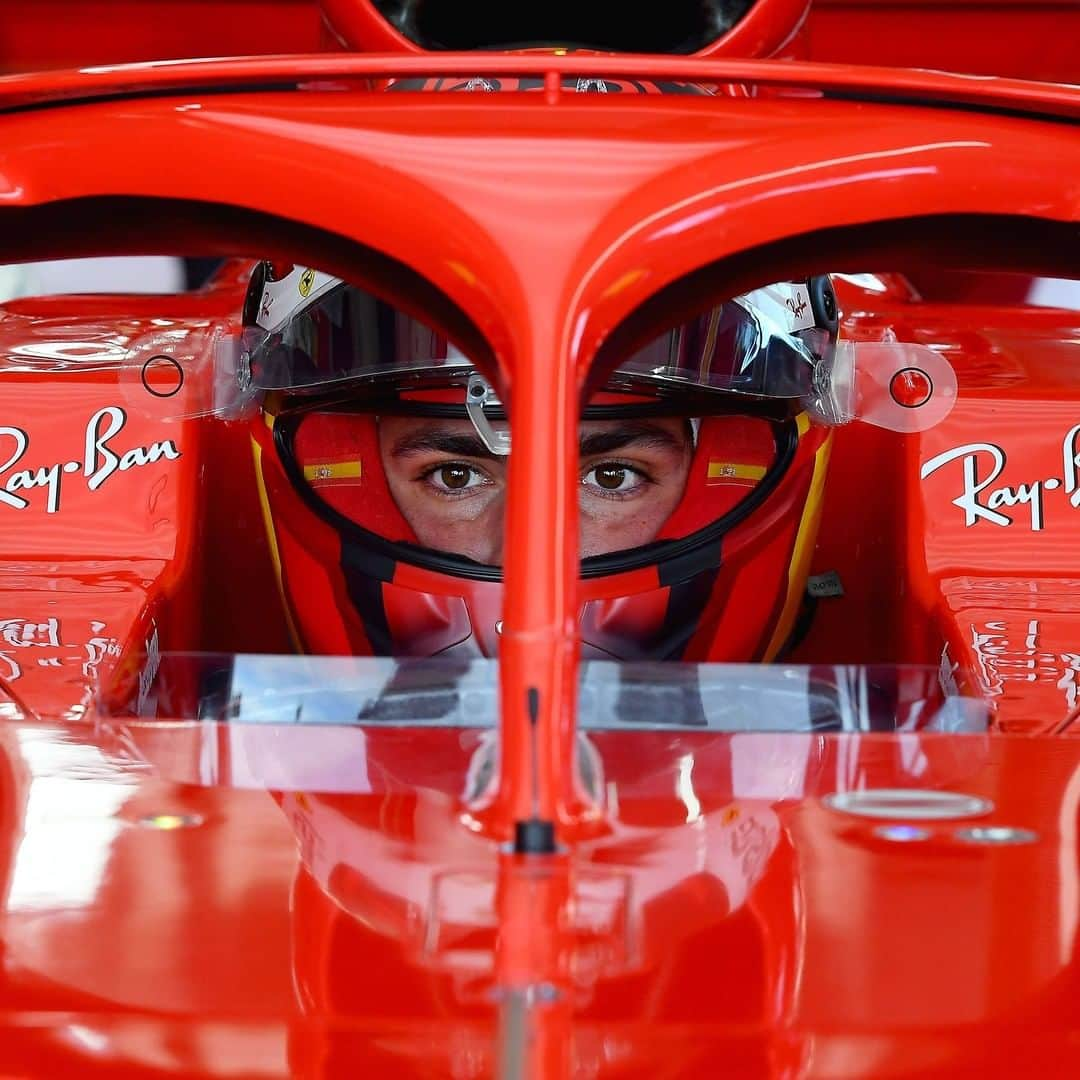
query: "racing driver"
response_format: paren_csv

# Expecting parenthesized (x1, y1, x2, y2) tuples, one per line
(240, 262, 841, 663)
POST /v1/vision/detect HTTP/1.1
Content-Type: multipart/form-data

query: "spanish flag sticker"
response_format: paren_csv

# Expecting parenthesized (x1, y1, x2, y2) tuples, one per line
(303, 459, 362, 485)
(707, 461, 767, 485)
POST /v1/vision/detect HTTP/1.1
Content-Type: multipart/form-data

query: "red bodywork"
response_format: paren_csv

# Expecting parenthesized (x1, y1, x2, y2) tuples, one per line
(0, 2, 1078, 1076)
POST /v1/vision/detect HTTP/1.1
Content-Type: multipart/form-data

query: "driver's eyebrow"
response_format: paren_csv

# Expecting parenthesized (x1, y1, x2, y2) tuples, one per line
(390, 430, 495, 459)
(579, 423, 686, 458)
(391, 421, 685, 459)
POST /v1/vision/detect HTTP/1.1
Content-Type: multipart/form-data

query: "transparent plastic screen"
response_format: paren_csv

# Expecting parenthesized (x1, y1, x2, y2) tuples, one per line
(100, 653, 989, 733)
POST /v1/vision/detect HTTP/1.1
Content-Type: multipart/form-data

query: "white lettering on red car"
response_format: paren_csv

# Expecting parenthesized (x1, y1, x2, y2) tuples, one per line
(921, 424, 1080, 532)
(0, 406, 181, 514)
(0, 617, 121, 684)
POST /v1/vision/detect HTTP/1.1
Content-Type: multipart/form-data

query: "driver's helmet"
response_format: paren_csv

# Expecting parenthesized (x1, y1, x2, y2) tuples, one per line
(243, 263, 839, 661)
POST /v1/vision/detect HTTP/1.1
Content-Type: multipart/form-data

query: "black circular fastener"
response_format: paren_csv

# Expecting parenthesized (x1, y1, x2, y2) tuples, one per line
(470, 382, 486, 398)
(140, 355, 185, 398)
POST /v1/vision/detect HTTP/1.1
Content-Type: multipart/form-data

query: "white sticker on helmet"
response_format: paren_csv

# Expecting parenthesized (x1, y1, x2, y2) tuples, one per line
(255, 266, 340, 333)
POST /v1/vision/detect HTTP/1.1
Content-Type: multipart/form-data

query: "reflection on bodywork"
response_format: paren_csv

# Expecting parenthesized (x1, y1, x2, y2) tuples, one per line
(7, 727, 133, 912)
(100, 653, 989, 734)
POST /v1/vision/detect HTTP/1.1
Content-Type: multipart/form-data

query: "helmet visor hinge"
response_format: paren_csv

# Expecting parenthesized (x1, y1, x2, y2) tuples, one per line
(466, 373, 512, 456)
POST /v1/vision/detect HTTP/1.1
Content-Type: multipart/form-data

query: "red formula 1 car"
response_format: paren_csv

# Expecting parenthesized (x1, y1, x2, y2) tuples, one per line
(0, 0, 1078, 1076)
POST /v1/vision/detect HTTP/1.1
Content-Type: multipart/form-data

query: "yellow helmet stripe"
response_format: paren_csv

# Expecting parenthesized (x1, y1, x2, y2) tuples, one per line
(761, 424, 833, 662)
(251, 425, 305, 654)
(698, 303, 724, 383)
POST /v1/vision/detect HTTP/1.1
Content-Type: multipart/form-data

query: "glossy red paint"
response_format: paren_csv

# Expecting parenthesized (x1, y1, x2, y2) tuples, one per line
(0, 1, 323, 74)
(0, 1, 1075, 84)
(0, 53, 1076, 116)
(0, 716, 1077, 1075)
(810, 0, 1080, 83)
(0, 51, 1078, 1078)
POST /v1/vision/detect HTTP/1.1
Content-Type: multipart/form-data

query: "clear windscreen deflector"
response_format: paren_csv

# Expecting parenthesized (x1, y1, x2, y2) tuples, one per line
(89, 655, 990, 798)
(99, 653, 987, 733)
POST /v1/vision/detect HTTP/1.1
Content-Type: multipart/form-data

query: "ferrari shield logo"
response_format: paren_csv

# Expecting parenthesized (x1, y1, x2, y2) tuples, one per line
(298, 268, 316, 297)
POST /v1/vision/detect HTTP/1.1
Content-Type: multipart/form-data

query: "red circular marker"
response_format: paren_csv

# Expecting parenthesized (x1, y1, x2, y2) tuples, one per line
(889, 367, 933, 409)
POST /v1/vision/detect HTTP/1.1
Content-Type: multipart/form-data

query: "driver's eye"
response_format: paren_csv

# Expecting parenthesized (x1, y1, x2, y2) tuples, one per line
(422, 461, 491, 494)
(594, 465, 628, 490)
(440, 464, 472, 489)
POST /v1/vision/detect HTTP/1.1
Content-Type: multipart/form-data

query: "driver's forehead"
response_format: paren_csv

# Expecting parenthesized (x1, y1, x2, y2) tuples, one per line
(378, 415, 693, 453)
